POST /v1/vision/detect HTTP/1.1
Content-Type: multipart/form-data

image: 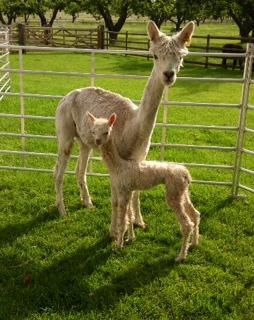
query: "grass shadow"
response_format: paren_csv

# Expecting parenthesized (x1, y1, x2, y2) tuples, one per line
(0, 207, 59, 246)
(0, 232, 177, 320)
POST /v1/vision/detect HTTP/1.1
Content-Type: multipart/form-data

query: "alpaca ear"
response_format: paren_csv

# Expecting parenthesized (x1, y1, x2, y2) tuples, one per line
(174, 21, 195, 47)
(108, 113, 117, 127)
(86, 111, 96, 123)
(147, 21, 161, 42)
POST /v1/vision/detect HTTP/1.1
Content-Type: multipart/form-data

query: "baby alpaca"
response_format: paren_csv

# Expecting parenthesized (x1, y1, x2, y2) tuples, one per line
(87, 112, 200, 262)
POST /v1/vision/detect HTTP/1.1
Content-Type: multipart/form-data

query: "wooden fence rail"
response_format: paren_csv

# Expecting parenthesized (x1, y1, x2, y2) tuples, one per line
(8, 24, 254, 68)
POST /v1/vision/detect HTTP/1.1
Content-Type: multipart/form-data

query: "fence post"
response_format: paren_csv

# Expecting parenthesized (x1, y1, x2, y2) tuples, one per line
(18, 48, 26, 153)
(231, 43, 254, 197)
(97, 25, 105, 49)
(125, 31, 128, 51)
(17, 24, 26, 53)
(205, 34, 210, 68)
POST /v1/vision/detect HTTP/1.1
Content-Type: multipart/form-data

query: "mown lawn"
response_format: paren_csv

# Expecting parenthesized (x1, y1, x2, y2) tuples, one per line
(0, 46, 254, 319)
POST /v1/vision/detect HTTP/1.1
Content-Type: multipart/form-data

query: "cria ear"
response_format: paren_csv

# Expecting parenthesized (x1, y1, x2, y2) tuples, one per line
(147, 21, 161, 42)
(86, 111, 96, 123)
(175, 21, 195, 47)
(108, 113, 117, 127)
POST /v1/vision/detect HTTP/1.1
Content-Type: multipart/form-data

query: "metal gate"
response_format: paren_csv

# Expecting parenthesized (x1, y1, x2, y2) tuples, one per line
(0, 28, 10, 101)
(0, 43, 253, 197)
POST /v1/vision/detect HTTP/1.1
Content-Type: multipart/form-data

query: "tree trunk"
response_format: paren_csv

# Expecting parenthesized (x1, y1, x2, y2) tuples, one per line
(229, 9, 252, 43)
(239, 26, 252, 42)
(98, 4, 128, 43)
(0, 13, 7, 25)
(38, 12, 47, 26)
(49, 8, 59, 26)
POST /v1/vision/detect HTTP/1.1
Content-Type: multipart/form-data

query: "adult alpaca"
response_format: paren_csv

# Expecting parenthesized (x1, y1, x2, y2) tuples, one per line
(54, 21, 195, 233)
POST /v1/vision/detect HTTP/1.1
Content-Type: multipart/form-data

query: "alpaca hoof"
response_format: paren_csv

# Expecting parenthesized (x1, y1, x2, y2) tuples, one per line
(109, 232, 118, 242)
(134, 222, 147, 230)
(189, 235, 200, 249)
(85, 203, 95, 209)
(56, 203, 67, 216)
(112, 241, 123, 253)
(125, 236, 136, 244)
(175, 256, 186, 263)
(110, 235, 118, 242)
(83, 200, 95, 208)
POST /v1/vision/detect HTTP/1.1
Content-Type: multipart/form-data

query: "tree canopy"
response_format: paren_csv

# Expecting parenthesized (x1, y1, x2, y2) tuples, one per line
(0, 0, 254, 41)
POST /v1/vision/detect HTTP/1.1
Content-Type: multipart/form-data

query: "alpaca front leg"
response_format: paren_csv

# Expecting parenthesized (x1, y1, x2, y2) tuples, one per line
(131, 191, 146, 229)
(76, 142, 94, 208)
(183, 192, 200, 247)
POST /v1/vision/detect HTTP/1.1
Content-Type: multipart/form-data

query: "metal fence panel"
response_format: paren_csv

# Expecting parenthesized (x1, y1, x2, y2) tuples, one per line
(0, 42, 253, 197)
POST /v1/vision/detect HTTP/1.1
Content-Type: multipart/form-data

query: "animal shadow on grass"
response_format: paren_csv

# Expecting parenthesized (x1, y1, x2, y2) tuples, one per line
(0, 233, 176, 320)
(200, 196, 234, 222)
(0, 207, 59, 246)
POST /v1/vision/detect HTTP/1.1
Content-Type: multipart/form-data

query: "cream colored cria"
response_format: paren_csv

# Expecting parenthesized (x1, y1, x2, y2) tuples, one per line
(87, 113, 200, 262)
(54, 21, 195, 225)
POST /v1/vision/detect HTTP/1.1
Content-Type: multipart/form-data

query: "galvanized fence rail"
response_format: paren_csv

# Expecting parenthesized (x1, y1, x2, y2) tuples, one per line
(0, 43, 253, 197)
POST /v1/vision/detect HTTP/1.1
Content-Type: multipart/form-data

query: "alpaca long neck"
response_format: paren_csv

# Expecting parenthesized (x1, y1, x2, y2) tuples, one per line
(138, 67, 165, 125)
(101, 139, 125, 174)
(118, 67, 166, 161)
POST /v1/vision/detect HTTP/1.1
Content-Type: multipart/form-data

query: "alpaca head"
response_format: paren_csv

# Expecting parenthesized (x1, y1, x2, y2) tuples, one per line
(148, 21, 195, 86)
(86, 112, 117, 146)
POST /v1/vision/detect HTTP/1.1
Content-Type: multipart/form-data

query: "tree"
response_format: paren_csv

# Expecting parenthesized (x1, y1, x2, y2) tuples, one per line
(228, 0, 254, 39)
(26, 0, 67, 26)
(132, 0, 174, 29)
(201, 0, 254, 40)
(81, 0, 132, 41)
(64, 1, 82, 23)
(0, 0, 24, 25)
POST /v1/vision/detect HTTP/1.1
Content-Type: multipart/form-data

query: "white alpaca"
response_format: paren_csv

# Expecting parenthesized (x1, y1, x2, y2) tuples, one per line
(54, 21, 195, 233)
(87, 112, 200, 262)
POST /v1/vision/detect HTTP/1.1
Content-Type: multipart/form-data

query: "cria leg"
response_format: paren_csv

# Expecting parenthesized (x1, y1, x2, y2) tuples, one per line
(110, 186, 118, 240)
(183, 192, 200, 247)
(131, 191, 146, 229)
(126, 201, 136, 242)
(76, 141, 93, 208)
(116, 192, 132, 248)
(169, 198, 194, 262)
(54, 140, 73, 216)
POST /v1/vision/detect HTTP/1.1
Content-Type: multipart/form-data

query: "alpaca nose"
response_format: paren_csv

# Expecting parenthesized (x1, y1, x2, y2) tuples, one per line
(163, 71, 175, 81)
(96, 139, 101, 145)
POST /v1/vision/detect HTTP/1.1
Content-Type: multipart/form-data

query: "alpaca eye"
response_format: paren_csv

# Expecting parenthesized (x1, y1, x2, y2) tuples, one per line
(103, 132, 108, 136)
(153, 54, 158, 60)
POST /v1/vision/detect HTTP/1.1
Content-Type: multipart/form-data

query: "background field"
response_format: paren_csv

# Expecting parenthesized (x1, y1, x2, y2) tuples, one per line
(0, 21, 254, 320)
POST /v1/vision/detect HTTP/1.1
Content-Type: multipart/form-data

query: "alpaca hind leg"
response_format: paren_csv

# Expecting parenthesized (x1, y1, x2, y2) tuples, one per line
(169, 197, 194, 262)
(54, 140, 73, 216)
(131, 191, 146, 229)
(75, 142, 93, 208)
(183, 192, 200, 247)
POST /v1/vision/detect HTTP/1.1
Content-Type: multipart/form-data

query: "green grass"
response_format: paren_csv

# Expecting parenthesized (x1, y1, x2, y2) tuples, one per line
(0, 47, 254, 319)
